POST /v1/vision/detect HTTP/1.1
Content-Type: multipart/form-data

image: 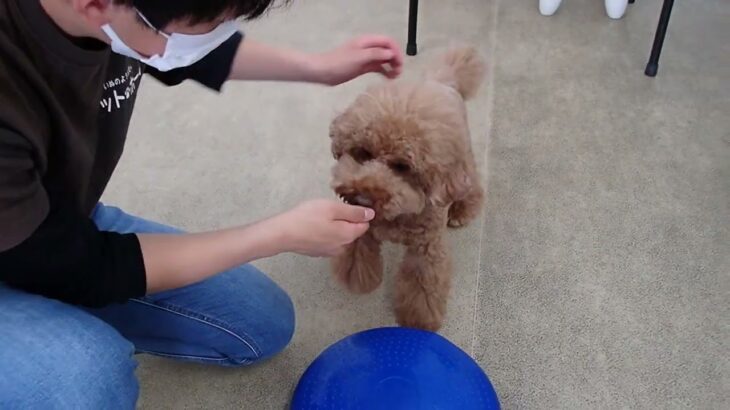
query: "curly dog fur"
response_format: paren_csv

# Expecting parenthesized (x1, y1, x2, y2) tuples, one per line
(329, 46, 486, 331)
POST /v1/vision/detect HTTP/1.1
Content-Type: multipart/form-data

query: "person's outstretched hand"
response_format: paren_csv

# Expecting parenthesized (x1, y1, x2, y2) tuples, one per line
(310, 35, 404, 86)
(271, 199, 374, 257)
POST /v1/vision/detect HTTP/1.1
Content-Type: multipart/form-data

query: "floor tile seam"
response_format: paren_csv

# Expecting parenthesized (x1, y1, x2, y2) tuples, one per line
(470, 0, 500, 358)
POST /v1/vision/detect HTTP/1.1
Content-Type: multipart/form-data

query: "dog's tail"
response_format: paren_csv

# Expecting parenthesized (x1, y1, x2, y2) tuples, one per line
(426, 46, 486, 100)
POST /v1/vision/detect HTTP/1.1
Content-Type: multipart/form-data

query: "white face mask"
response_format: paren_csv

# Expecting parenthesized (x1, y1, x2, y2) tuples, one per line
(101, 8, 239, 72)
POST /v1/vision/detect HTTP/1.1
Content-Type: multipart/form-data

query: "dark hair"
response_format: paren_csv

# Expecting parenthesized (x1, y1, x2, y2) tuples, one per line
(113, 0, 289, 27)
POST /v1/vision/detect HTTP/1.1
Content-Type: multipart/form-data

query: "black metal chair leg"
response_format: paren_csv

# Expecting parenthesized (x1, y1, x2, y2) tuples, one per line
(406, 0, 419, 56)
(645, 0, 674, 77)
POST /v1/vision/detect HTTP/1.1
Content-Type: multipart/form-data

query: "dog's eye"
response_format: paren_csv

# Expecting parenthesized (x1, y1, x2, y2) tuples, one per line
(390, 161, 411, 174)
(351, 147, 374, 163)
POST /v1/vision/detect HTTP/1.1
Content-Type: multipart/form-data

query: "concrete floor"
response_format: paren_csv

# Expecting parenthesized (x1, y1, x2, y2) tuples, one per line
(101, 0, 729, 408)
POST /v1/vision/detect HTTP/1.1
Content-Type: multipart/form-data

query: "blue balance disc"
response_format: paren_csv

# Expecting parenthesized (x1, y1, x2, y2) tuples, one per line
(291, 327, 500, 409)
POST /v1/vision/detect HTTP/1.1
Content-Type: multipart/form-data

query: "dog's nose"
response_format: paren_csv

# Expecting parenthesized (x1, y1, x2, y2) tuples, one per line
(343, 193, 374, 208)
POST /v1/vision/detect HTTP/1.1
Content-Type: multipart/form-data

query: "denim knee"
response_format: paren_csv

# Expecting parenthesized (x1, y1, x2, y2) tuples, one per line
(0, 288, 139, 409)
(218, 268, 297, 366)
(222, 283, 296, 366)
(255, 283, 296, 361)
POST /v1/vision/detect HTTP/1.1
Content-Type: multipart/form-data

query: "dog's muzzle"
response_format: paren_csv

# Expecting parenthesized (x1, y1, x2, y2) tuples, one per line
(331, 156, 426, 220)
(339, 192, 374, 208)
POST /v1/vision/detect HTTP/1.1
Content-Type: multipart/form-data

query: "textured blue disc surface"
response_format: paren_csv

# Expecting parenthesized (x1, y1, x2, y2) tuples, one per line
(291, 327, 500, 410)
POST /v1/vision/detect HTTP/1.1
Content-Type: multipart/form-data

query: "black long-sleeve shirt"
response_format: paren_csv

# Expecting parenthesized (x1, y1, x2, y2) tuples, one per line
(0, 0, 243, 307)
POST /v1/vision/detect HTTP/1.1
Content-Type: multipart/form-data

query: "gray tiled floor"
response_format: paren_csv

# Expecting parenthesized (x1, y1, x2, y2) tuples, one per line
(101, 0, 729, 408)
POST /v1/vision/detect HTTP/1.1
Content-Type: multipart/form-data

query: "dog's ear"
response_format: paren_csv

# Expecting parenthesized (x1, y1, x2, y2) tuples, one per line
(431, 162, 472, 207)
(329, 111, 350, 159)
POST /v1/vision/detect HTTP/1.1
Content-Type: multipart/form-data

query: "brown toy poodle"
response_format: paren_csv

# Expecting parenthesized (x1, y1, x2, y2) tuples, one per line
(329, 46, 486, 331)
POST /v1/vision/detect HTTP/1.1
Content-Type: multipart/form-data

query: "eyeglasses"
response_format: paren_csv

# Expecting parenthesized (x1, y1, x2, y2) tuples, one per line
(134, 8, 170, 39)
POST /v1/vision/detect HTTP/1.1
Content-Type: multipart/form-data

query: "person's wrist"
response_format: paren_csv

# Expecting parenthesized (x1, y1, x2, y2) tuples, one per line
(301, 53, 332, 85)
(257, 214, 295, 256)
(228, 217, 286, 260)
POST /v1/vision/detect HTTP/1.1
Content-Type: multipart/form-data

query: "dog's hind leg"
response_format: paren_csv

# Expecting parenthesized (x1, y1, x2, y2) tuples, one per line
(448, 183, 484, 228)
(394, 238, 452, 331)
(331, 232, 383, 294)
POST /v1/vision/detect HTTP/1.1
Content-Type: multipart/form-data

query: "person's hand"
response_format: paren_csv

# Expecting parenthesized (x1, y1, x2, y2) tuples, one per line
(308, 35, 404, 86)
(271, 199, 375, 257)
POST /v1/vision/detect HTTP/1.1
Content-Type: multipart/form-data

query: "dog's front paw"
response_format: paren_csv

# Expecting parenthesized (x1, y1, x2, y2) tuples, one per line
(395, 303, 445, 331)
(447, 201, 473, 228)
(331, 235, 383, 294)
(447, 188, 484, 228)
(394, 246, 451, 331)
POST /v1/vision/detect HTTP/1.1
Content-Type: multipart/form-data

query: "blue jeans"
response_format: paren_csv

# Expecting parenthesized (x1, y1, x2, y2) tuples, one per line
(0, 204, 296, 409)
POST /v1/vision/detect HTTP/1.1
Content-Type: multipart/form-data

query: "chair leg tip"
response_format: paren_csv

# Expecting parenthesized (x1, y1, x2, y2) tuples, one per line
(644, 63, 658, 77)
(406, 43, 418, 56)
